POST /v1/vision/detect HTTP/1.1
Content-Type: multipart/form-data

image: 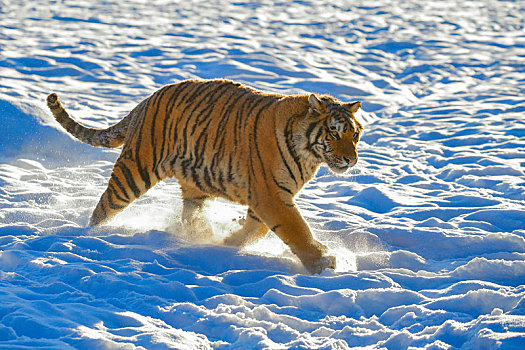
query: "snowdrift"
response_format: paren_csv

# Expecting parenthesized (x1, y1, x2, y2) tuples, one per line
(1, 0, 525, 348)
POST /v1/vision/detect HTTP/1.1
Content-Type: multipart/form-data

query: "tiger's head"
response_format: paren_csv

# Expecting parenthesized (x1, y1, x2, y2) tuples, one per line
(307, 94, 363, 174)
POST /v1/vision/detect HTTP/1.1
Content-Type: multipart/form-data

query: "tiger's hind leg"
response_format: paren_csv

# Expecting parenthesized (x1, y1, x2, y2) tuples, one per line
(223, 208, 269, 247)
(89, 153, 158, 226)
(180, 185, 213, 240)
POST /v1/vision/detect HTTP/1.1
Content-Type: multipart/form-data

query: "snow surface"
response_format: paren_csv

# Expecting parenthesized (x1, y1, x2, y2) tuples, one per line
(1, 0, 525, 348)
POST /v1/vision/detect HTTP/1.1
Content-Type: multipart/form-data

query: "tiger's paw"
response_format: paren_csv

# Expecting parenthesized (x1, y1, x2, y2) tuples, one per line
(303, 254, 336, 275)
(223, 234, 244, 247)
(182, 215, 214, 242)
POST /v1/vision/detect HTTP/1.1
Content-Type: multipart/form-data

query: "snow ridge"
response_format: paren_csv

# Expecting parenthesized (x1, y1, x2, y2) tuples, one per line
(1, 0, 524, 348)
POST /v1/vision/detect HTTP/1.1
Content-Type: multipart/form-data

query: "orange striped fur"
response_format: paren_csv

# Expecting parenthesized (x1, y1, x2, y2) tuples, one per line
(47, 79, 363, 274)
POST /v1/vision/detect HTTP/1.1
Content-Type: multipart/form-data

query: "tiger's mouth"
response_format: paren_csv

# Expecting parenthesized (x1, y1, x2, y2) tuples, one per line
(324, 155, 357, 174)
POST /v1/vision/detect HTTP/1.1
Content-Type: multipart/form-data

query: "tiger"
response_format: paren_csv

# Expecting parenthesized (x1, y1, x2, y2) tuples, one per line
(46, 79, 363, 274)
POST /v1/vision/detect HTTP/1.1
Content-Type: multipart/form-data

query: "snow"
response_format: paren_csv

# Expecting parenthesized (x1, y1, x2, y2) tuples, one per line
(1, 0, 525, 348)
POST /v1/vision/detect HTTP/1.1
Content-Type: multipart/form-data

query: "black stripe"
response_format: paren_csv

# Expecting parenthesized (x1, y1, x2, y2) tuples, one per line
(164, 81, 191, 116)
(247, 209, 261, 223)
(108, 182, 128, 203)
(194, 123, 210, 164)
(118, 162, 141, 198)
(227, 153, 235, 183)
(108, 195, 127, 211)
(111, 173, 130, 200)
(149, 84, 173, 150)
(178, 80, 202, 103)
(163, 82, 188, 121)
(169, 82, 207, 158)
(191, 166, 203, 191)
(158, 83, 189, 176)
(187, 155, 206, 193)
(203, 167, 220, 193)
(145, 86, 173, 184)
(216, 168, 226, 192)
(305, 120, 320, 147)
(251, 98, 278, 180)
(100, 199, 107, 219)
(137, 163, 152, 190)
(213, 90, 252, 150)
(284, 116, 305, 181)
(233, 94, 257, 148)
(211, 93, 253, 178)
(274, 128, 298, 186)
(169, 80, 199, 144)
(185, 82, 222, 132)
(248, 161, 257, 184)
(181, 158, 192, 179)
(191, 82, 233, 133)
(193, 127, 211, 186)
(272, 176, 293, 195)
(180, 82, 217, 158)
(209, 89, 255, 182)
(309, 127, 325, 159)
(210, 150, 222, 175)
(271, 224, 281, 232)
(131, 94, 159, 191)
(180, 81, 215, 119)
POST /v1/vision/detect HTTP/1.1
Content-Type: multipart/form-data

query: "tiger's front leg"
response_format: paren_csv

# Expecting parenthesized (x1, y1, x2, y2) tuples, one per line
(252, 198, 336, 274)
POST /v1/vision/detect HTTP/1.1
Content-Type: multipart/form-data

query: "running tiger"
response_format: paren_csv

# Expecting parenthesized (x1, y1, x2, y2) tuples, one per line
(46, 79, 363, 274)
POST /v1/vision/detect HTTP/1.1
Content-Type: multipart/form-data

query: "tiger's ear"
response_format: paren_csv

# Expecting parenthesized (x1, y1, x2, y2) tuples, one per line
(308, 94, 325, 114)
(347, 101, 361, 114)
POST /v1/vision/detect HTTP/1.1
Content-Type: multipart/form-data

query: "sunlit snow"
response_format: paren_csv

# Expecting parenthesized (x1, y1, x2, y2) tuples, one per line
(1, 0, 524, 348)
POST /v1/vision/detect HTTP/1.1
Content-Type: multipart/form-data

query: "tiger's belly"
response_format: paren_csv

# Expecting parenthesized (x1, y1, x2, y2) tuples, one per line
(169, 155, 249, 205)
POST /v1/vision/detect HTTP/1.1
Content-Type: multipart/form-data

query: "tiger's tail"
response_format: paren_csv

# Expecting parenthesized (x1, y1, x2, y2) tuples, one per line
(46, 93, 131, 148)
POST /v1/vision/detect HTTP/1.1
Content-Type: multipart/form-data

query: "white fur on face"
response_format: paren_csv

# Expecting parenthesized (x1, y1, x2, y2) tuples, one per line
(328, 118, 350, 138)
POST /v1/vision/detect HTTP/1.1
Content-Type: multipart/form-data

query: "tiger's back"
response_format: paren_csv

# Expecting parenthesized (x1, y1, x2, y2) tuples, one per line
(113, 79, 319, 207)
(139, 79, 284, 204)
(47, 79, 363, 274)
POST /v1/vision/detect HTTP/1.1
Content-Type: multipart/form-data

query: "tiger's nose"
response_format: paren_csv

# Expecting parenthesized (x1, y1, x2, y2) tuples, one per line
(343, 156, 357, 166)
